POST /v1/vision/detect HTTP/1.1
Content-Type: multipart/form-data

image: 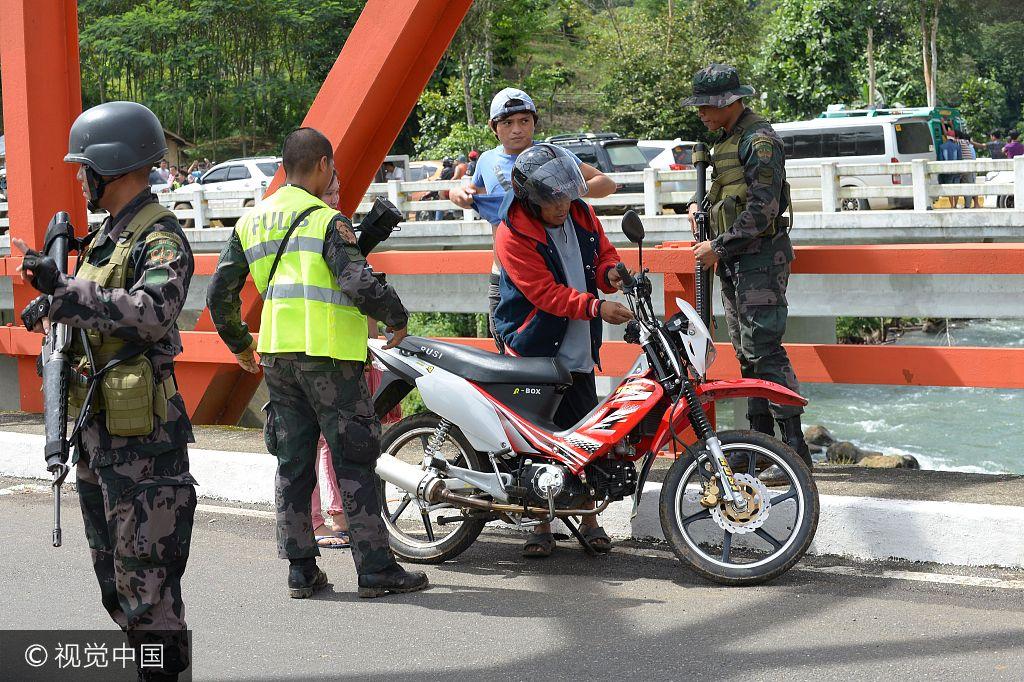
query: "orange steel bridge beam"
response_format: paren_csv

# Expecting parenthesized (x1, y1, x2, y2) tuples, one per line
(0, 0, 88, 412)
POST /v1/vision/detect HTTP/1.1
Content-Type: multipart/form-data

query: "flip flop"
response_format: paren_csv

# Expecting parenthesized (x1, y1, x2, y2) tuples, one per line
(582, 525, 612, 553)
(316, 531, 351, 549)
(522, 531, 556, 558)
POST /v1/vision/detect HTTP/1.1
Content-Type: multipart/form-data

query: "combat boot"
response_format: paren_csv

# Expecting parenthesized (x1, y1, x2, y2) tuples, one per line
(777, 416, 813, 469)
(357, 563, 429, 599)
(729, 413, 776, 472)
(748, 413, 775, 436)
(288, 558, 329, 599)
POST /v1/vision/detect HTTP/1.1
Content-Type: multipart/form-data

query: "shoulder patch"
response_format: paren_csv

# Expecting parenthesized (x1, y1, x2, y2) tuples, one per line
(333, 216, 357, 246)
(752, 136, 775, 163)
(144, 232, 182, 263)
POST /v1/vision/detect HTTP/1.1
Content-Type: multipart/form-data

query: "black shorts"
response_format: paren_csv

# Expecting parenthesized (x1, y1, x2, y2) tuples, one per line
(553, 371, 598, 431)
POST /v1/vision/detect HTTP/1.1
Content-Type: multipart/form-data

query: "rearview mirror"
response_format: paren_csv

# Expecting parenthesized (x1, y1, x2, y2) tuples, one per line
(621, 210, 645, 244)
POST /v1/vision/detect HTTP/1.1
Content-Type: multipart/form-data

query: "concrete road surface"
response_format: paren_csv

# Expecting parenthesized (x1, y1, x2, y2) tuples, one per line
(1, 479, 1022, 681)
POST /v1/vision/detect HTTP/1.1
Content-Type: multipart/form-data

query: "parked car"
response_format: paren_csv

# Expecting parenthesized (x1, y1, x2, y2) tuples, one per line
(773, 115, 935, 211)
(161, 156, 281, 227)
(544, 133, 648, 197)
(982, 170, 1014, 209)
(406, 160, 446, 220)
(637, 139, 699, 212)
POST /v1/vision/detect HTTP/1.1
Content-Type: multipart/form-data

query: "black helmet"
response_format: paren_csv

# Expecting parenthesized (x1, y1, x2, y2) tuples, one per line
(510, 143, 587, 215)
(65, 101, 167, 175)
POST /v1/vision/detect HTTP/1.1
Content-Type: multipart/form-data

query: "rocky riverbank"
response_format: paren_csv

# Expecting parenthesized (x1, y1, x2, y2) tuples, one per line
(806, 424, 921, 469)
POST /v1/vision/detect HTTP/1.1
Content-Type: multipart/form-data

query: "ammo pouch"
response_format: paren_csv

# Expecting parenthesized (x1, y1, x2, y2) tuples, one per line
(68, 347, 178, 437)
(708, 182, 792, 239)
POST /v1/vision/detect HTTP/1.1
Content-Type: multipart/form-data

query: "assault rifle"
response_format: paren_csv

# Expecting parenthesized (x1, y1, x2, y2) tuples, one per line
(39, 212, 76, 547)
(691, 143, 713, 328)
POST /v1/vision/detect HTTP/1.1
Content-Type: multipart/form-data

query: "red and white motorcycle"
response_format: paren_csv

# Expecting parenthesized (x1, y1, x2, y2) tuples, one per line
(370, 212, 818, 585)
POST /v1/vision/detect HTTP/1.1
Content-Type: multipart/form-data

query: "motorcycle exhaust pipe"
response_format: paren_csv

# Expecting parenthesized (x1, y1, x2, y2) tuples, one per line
(375, 453, 446, 504)
(374, 454, 612, 518)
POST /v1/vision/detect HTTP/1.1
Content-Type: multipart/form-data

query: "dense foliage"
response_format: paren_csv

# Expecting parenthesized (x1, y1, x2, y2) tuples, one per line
(2, 1, 1021, 158)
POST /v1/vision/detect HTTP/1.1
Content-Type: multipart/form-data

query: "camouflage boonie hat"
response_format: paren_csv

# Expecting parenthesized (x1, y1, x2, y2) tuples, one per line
(680, 64, 757, 108)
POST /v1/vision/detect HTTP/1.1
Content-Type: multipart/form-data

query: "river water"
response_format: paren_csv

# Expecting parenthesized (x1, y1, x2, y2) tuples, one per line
(799, 319, 1024, 474)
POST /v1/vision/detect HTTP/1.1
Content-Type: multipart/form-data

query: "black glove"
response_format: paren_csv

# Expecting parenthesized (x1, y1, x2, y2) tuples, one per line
(21, 249, 62, 295)
(21, 295, 50, 332)
(357, 197, 402, 256)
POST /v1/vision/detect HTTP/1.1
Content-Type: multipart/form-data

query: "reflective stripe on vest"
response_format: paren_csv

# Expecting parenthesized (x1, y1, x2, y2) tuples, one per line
(234, 185, 368, 361)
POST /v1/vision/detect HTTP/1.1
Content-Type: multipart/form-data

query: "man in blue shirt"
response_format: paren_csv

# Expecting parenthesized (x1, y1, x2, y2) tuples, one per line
(449, 87, 616, 351)
(938, 130, 963, 209)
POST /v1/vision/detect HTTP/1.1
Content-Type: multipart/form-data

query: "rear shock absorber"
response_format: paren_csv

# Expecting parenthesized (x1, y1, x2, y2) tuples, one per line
(424, 418, 452, 461)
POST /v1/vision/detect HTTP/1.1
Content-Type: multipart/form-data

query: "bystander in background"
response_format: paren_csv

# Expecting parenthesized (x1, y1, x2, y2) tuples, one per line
(1004, 131, 1024, 159)
(939, 130, 962, 208)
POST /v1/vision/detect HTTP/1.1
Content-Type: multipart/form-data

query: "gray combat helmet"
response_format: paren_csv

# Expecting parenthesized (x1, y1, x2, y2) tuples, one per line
(65, 101, 167, 175)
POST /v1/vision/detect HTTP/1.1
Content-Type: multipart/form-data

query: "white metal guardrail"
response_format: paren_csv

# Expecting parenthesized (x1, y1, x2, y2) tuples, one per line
(2, 157, 1022, 231)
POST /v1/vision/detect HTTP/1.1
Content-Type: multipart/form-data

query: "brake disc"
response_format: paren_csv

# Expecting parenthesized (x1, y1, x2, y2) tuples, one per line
(710, 473, 772, 535)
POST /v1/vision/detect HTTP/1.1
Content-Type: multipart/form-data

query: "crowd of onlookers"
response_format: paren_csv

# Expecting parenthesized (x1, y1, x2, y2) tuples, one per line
(938, 128, 1021, 208)
(147, 158, 215, 190)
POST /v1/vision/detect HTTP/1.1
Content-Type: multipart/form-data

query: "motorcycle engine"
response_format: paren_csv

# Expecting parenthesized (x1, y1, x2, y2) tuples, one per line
(585, 459, 638, 502)
(515, 461, 588, 508)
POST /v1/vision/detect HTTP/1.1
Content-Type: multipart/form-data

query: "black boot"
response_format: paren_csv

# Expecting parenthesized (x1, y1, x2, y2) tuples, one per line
(748, 413, 776, 436)
(357, 562, 429, 599)
(777, 416, 813, 469)
(288, 558, 329, 599)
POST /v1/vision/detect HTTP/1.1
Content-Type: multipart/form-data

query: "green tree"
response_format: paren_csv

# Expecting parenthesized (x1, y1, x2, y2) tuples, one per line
(757, 0, 875, 121)
(957, 76, 1009, 137)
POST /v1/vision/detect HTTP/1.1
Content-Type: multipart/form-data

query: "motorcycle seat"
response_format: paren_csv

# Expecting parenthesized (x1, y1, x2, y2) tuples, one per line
(397, 336, 572, 386)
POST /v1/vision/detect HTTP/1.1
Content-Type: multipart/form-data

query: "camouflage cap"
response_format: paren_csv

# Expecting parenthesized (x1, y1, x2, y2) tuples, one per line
(680, 64, 757, 108)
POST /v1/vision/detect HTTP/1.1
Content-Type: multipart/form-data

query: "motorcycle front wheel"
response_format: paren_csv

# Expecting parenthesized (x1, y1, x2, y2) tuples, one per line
(378, 412, 486, 564)
(659, 430, 819, 586)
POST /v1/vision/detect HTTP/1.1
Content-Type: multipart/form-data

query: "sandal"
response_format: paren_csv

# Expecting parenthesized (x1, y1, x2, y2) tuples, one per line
(316, 531, 351, 549)
(582, 525, 612, 554)
(522, 531, 556, 558)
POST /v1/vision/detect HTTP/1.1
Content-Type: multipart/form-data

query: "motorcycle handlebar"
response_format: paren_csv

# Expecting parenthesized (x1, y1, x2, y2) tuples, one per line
(615, 262, 635, 290)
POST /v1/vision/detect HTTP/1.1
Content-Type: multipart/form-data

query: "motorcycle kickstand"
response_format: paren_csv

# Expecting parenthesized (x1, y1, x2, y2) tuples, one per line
(562, 516, 598, 557)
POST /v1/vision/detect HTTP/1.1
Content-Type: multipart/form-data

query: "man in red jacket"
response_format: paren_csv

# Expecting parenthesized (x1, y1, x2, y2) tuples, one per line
(494, 143, 634, 557)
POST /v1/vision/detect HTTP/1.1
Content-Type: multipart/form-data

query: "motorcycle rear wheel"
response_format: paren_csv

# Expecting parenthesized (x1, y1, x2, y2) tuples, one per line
(378, 412, 486, 564)
(659, 430, 819, 586)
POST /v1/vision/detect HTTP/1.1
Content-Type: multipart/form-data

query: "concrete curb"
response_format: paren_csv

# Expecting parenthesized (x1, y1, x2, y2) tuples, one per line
(4, 430, 1021, 569)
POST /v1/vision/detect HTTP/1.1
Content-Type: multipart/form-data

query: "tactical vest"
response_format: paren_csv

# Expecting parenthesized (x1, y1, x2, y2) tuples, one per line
(234, 185, 368, 361)
(706, 110, 791, 239)
(68, 202, 180, 437)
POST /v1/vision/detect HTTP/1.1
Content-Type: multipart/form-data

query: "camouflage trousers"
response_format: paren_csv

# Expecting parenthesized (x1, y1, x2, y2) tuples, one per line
(719, 259, 804, 420)
(76, 447, 197, 676)
(262, 353, 395, 575)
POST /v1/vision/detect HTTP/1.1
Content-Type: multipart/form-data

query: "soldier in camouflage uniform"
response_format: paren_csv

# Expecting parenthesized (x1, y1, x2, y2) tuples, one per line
(207, 127, 428, 598)
(16, 101, 196, 681)
(681, 64, 812, 467)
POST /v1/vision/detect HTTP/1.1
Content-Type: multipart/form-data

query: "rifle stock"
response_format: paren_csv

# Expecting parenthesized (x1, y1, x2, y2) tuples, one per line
(40, 211, 75, 547)
(691, 143, 713, 328)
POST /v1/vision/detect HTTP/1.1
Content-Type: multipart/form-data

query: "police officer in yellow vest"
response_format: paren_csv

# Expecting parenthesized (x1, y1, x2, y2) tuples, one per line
(16, 101, 197, 681)
(681, 64, 812, 468)
(207, 127, 428, 598)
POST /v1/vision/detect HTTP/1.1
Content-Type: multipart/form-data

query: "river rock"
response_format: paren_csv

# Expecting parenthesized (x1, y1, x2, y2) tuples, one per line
(826, 441, 863, 463)
(859, 454, 903, 468)
(859, 454, 921, 469)
(899, 454, 921, 469)
(805, 425, 836, 447)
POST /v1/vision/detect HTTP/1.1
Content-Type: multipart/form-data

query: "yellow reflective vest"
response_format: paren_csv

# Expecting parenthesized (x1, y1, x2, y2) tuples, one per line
(234, 185, 368, 361)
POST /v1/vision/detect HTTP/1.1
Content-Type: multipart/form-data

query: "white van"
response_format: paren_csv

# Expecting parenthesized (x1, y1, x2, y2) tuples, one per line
(774, 115, 935, 211)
